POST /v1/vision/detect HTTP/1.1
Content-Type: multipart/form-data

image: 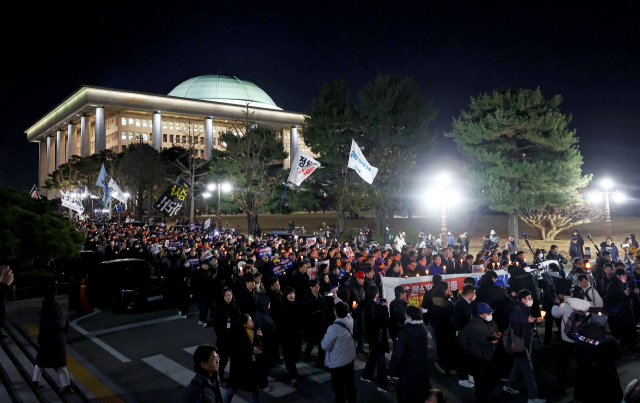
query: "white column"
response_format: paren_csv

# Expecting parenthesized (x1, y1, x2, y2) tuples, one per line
(56, 130, 62, 169)
(95, 106, 106, 153)
(205, 117, 213, 159)
(80, 116, 89, 157)
(47, 136, 55, 196)
(67, 123, 75, 161)
(39, 141, 47, 193)
(152, 112, 162, 150)
(290, 126, 298, 166)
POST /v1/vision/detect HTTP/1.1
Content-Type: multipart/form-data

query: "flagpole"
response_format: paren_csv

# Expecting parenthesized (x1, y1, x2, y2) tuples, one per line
(276, 183, 288, 229)
(335, 171, 349, 237)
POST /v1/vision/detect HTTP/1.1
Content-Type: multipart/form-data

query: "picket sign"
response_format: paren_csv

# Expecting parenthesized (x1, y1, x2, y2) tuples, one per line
(472, 264, 485, 273)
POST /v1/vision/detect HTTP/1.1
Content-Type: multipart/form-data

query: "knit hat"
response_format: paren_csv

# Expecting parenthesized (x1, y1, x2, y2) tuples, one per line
(355, 271, 365, 279)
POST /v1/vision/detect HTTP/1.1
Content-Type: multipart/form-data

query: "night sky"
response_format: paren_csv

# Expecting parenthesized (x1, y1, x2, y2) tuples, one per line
(3, 1, 639, 196)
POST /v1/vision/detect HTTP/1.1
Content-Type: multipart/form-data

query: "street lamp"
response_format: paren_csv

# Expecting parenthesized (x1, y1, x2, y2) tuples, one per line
(434, 173, 452, 244)
(206, 181, 233, 230)
(592, 178, 624, 238)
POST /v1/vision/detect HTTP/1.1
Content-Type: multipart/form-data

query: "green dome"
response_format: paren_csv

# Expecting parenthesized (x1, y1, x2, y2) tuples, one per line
(168, 75, 281, 110)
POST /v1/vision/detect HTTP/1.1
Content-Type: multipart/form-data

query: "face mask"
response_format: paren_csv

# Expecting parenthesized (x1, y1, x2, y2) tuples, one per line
(484, 314, 493, 322)
(526, 300, 533, 307)
(538, 253, 543, 259)
(471, 295, 477, 301)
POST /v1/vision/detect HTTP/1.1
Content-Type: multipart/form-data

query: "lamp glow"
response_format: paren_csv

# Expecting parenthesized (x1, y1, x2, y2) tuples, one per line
(613, 192, 625, 203)
(601, 178, 613, 189)
(221, 183, 233, 192)
(207, 183, 216, 191)
(203, 192, 212, 199)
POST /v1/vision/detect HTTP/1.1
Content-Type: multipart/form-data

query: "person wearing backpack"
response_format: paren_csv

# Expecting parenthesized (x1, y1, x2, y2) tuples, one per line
(502, 289, 545, 403)
(550, 289, 591, 396)
(321, 301, 357, 403)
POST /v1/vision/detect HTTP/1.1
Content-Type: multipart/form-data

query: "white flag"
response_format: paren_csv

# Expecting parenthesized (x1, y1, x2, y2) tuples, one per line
(108, 178, 128, 204)
(203, 218, 211, 230)
(96, 163, 111, 205)
(347, 139, 378, 184)
(287, 149, 321, 187)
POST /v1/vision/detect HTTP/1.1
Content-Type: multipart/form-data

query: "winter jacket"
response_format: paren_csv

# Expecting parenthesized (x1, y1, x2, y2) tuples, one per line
(600, 242, 619, 262)
(458, 315, 500, 362)
(227, 326, 262, 392)
(212, 302, 241, 351)
(452, 297, 474, 331)
(569, 242, 582, 260)
(182, 372, 223, 403)
(301, 291, 325, 335)
(254, 295, 276, 353)
(280, 299, 302, 364)
(581, 285, 604, 308)
(389, 322, 431, 395)
(508, 301, 535, 348)
(489, 234, 500, 246)
(363, 300, 390, 355)
(36, 306, 70, 369)
(475, 277, 508, 308)
(458, 236, 470, 252)
(394, 235, 406, 250)
(237, 286, 257, 318)
(551, 297, 591, 343)
(506, 241, 518, 256)
(447, 234, 455, 245)
(321, 316, 357, 368)
(428, 263, 445, 275)
(388, 298, 408, 339)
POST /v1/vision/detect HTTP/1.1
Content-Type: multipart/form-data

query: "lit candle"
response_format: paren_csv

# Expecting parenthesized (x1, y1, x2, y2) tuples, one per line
(541, 311, 546, 319)
(352, 301, 357, 309)
(417, 274, 420, 277)
(426, 270, 429, 275)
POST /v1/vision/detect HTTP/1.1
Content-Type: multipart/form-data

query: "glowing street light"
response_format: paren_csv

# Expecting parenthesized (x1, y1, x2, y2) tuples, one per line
(202, 192, 212, 199)
(592, 178, 624, 238)
(206, 181, 233, 229)
(207, 183, 216, 191)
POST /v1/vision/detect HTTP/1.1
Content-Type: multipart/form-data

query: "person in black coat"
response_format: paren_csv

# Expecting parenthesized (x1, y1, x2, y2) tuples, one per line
(389, 305, 431, 403)
(266, 278, 284, 363)
(345, 273, 367, 355)
(291, 264, 311, 303)
(301, 280, 326, 365)
(388, 285, 408, 343)
(254, 294, 276, 387)
(475, 271, 507, 307)
(0, 266, 13, 332)
(458, 255, 474, 274)
(31, 295, 72, 394)
(224, 314, 263, 403)
(280, 287, 302, 386)
(192, 262, 215, 326)
(212, 288, 240, 382)
(429, 281, 456, 375)
(237, 276, 257, 318)
(452, 284, 476, 388)
(605, 269, 638, 356)
(361, 284, 390, 391)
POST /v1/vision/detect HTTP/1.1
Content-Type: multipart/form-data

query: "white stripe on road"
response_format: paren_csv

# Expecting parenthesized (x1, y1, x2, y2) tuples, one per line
(143, 354, 249, 403)
(70, 309, 131, 363)
(183, 346, 297, 397)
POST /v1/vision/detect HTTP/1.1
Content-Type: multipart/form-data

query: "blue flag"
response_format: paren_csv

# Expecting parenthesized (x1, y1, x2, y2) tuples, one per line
(96, 163, 111, 206)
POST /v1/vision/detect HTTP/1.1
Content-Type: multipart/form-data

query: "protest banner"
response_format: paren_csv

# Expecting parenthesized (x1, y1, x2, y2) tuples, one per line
(257, 246, 273, 258)
(271, 263, 286, 277)
(189, 222, 197, 231)
(168, 240, 182, 251)
(381, 270, 510, 308)
(281, 258, 294, 270)
(203, 218, 211, 230)
(343, 246, 355, 259)
(472, 264, 485, 273)
(287, 150, 322, 187)
(306, 237, 317, 246)
(200, 250, 213, 261)
(153, 178, 190, 216)
(108, 178, 127, 203)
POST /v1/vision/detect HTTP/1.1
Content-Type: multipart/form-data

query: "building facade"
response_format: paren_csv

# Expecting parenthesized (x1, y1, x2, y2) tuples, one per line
(26, 75, 313, 198)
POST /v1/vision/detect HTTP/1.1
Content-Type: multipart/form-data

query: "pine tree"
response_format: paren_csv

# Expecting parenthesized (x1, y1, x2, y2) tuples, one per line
(447, 88, 591, 238)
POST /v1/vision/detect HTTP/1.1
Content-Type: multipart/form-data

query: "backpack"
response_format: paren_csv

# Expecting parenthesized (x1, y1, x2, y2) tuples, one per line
(502, 324, 526, 355)
(563, 309, 590, 341)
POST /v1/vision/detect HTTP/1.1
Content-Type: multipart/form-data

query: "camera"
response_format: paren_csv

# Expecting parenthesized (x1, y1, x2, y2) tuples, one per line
(518, 232, 528, 237)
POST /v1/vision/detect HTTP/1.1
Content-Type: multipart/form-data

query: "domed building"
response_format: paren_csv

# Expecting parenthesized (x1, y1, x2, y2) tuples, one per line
(27, 75, 312, 198)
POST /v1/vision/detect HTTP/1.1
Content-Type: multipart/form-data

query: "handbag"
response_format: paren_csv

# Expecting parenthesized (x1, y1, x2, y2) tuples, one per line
(502, 324, 526, 355)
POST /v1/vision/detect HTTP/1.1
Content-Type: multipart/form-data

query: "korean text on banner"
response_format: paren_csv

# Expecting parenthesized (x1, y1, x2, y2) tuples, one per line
(287, 150, 321, 187)
(472, 265, 485, 273)
(381, 270, 510, 307)
(271, 264, 286, 277)
(306, 237, 317, 246)
(153, 178, 191, 217)
(108, 178, 127, 203)
(347, 139, 378, 184)
(257, 247, 273, 258)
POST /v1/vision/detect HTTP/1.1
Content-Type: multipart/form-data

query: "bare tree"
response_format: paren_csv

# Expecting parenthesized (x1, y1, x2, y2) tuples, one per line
(167, 121, 210, 222)
(519, 199, 604, 240)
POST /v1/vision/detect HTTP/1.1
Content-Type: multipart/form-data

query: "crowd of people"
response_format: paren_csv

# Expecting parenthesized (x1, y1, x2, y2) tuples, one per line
(41, 219, 640, 402)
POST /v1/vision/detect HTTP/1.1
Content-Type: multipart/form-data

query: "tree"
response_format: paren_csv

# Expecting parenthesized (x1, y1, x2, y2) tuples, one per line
(447, 88, 591, 238)
(210, 107, 287, 235)
(520, 197, 604, 240)
(0, 187, 85, 266)
(162, 122, 210, 222)
(304, 74, 437, 234)
(118, 144, 167, 221)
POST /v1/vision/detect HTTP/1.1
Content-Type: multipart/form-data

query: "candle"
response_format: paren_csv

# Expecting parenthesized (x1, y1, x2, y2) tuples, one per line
(417, 274, 420, 277)
(352, 301, 357, 309)
(426, 270, 429, 275)
(541, 311, 546, 319)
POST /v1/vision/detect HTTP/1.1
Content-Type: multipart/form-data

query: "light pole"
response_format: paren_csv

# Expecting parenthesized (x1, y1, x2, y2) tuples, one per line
(590, 178, 624, 239)
(205, 182, 232, 230)
(436, 173, 449, 244)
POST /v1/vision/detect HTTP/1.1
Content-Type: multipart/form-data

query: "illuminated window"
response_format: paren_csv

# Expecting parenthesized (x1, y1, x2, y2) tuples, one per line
(121, 117, 127, 125)
(163, 134, 167, 142)
(136, 119, 141, 127)
(129, 118, 134, 126)
(129, 132, 134, 140)
(163, 120, 167, 128)
(200, 124, 204, 131)
(143, 133, 148, 141)
(142, 119, 147, 127)
(149, 120, 152, 128)
(169, 121, 173, 129)
(136, 133, 141, 141)
(170, 135, 174, 143)
(182, 123, 186, 131)
(176, 122, 180, 131)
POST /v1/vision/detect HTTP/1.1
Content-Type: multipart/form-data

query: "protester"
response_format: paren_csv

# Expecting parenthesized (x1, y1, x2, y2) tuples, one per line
(605, 268, 638, 356)
(183, 345, 223, 403)
(321, 301, 357, 403)
(31, 295, 72, 395)
(389, 285, 408, 343)
(280, 287, 302, 386)
(452, 284, 476, 388)
(225, 314, 263, 403)
(212, 288, 241, 382)
(254, 294, 276, 390)
(389, 305, 432, 403)
(0, 266, 14, 333)
(361, 284, 390, 392)
(503, 290, 545, 403)
(429, 281, 456, 375)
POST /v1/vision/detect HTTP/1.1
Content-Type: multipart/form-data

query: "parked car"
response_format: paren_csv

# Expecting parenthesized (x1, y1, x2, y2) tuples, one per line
(48, 251, 105, 310)
(87, 258, 169, 313)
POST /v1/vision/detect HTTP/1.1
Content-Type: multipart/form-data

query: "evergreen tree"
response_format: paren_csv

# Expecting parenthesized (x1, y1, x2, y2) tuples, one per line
(447, 88, 591, 238)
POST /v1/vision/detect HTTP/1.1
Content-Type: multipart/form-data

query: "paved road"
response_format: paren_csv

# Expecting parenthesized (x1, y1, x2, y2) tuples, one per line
(13, 301, 640, 403)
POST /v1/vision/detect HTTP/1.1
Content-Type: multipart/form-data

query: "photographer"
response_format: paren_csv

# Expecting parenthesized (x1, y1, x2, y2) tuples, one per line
(606, 268, 638, 357)
(546, 245, 568, 269)
(458, 303, 501, 403)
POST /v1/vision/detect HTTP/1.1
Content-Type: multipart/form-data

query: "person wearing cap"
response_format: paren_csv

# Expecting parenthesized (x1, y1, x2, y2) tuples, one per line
(481, 235, 493, 252)
(489, 230, 500, 247)
(346, 271, 367, 356)
(458, 303, 501, 403)
(569, 237, 582, 261)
